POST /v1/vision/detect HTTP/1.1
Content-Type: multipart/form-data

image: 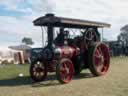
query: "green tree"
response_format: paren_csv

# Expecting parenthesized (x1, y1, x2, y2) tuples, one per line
(22, 37, 34, 45)
(117, 24, 128, 55)
(118, 24, 128, 46)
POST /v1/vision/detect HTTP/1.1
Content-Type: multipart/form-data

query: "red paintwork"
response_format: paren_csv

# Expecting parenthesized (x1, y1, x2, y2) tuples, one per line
(18, 52, 23, 64)
(57, 46, 80, 58)
(94, 43, 110, 75)
(46, 46, 80, 72)
(59, 59, 74, 83)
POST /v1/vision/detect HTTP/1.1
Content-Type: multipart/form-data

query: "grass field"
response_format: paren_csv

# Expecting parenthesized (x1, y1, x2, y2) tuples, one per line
(0, 57, 128, 96)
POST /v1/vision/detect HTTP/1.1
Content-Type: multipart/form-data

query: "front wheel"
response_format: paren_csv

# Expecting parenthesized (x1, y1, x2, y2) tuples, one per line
(88, 42, 110, 76)
(30, 60, 47, 82)
(56, 58, 74, 84)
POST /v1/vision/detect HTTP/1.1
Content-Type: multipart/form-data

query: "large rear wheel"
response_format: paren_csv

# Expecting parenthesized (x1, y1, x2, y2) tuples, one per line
(88, 42, 110, 76)
(30, 60, 47, 82)
(56, 58, 74, 84)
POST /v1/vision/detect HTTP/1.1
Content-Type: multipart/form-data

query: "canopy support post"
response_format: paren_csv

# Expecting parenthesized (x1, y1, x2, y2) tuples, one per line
(102, 28, 104, 41)
(48, 24, 54, 47)
(41, 27, 44, 47)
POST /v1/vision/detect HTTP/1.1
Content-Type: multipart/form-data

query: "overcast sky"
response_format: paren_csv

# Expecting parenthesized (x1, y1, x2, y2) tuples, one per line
(0, 0, 128, 47)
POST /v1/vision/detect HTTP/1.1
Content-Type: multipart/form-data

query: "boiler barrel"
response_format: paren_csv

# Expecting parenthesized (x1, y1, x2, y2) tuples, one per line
(54, 46, 80, 59)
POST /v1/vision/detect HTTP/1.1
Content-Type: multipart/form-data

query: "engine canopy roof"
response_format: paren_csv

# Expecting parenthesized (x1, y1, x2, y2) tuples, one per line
(33, 13, 111, 28)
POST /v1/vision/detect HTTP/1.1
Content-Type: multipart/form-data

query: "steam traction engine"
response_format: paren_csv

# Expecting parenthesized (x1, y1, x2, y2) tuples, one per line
(30, 13, 111, 83)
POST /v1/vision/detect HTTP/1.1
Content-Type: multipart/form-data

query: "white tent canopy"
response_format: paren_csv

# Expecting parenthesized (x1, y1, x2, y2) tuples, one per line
(0, 47, 21, 57)
(0, 47, 24, 64)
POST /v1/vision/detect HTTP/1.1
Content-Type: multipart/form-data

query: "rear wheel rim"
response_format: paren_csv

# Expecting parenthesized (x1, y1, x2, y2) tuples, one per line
(93, 43, 110, 75)
(59, 60, 74, 83)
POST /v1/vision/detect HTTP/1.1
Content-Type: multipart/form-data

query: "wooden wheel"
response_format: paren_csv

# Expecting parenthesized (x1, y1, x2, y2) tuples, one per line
(30, 60, 47, 82)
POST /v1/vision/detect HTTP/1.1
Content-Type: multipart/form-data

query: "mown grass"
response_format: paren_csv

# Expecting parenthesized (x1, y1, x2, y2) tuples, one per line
(0, 64, 29, 79)
(0, 57, 128, 96)
(0, 64, 33, 87)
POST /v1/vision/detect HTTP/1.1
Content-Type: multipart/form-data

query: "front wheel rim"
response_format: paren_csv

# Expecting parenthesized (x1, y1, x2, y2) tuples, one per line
(57, 59, 74, 83)
(30, 61, 47, 81)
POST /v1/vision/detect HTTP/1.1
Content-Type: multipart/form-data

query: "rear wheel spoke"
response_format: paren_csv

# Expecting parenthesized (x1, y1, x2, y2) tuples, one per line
(89, 42, 110, 76)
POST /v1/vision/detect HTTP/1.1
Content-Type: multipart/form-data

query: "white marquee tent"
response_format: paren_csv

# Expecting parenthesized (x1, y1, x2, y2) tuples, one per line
(0, 47, 24, 64)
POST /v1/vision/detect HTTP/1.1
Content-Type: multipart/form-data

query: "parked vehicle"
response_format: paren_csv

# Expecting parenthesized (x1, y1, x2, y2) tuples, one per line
(30, 13, 111, 83)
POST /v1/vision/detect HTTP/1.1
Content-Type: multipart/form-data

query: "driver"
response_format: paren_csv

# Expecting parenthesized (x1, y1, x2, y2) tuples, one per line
(54, 30, 69, 45)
